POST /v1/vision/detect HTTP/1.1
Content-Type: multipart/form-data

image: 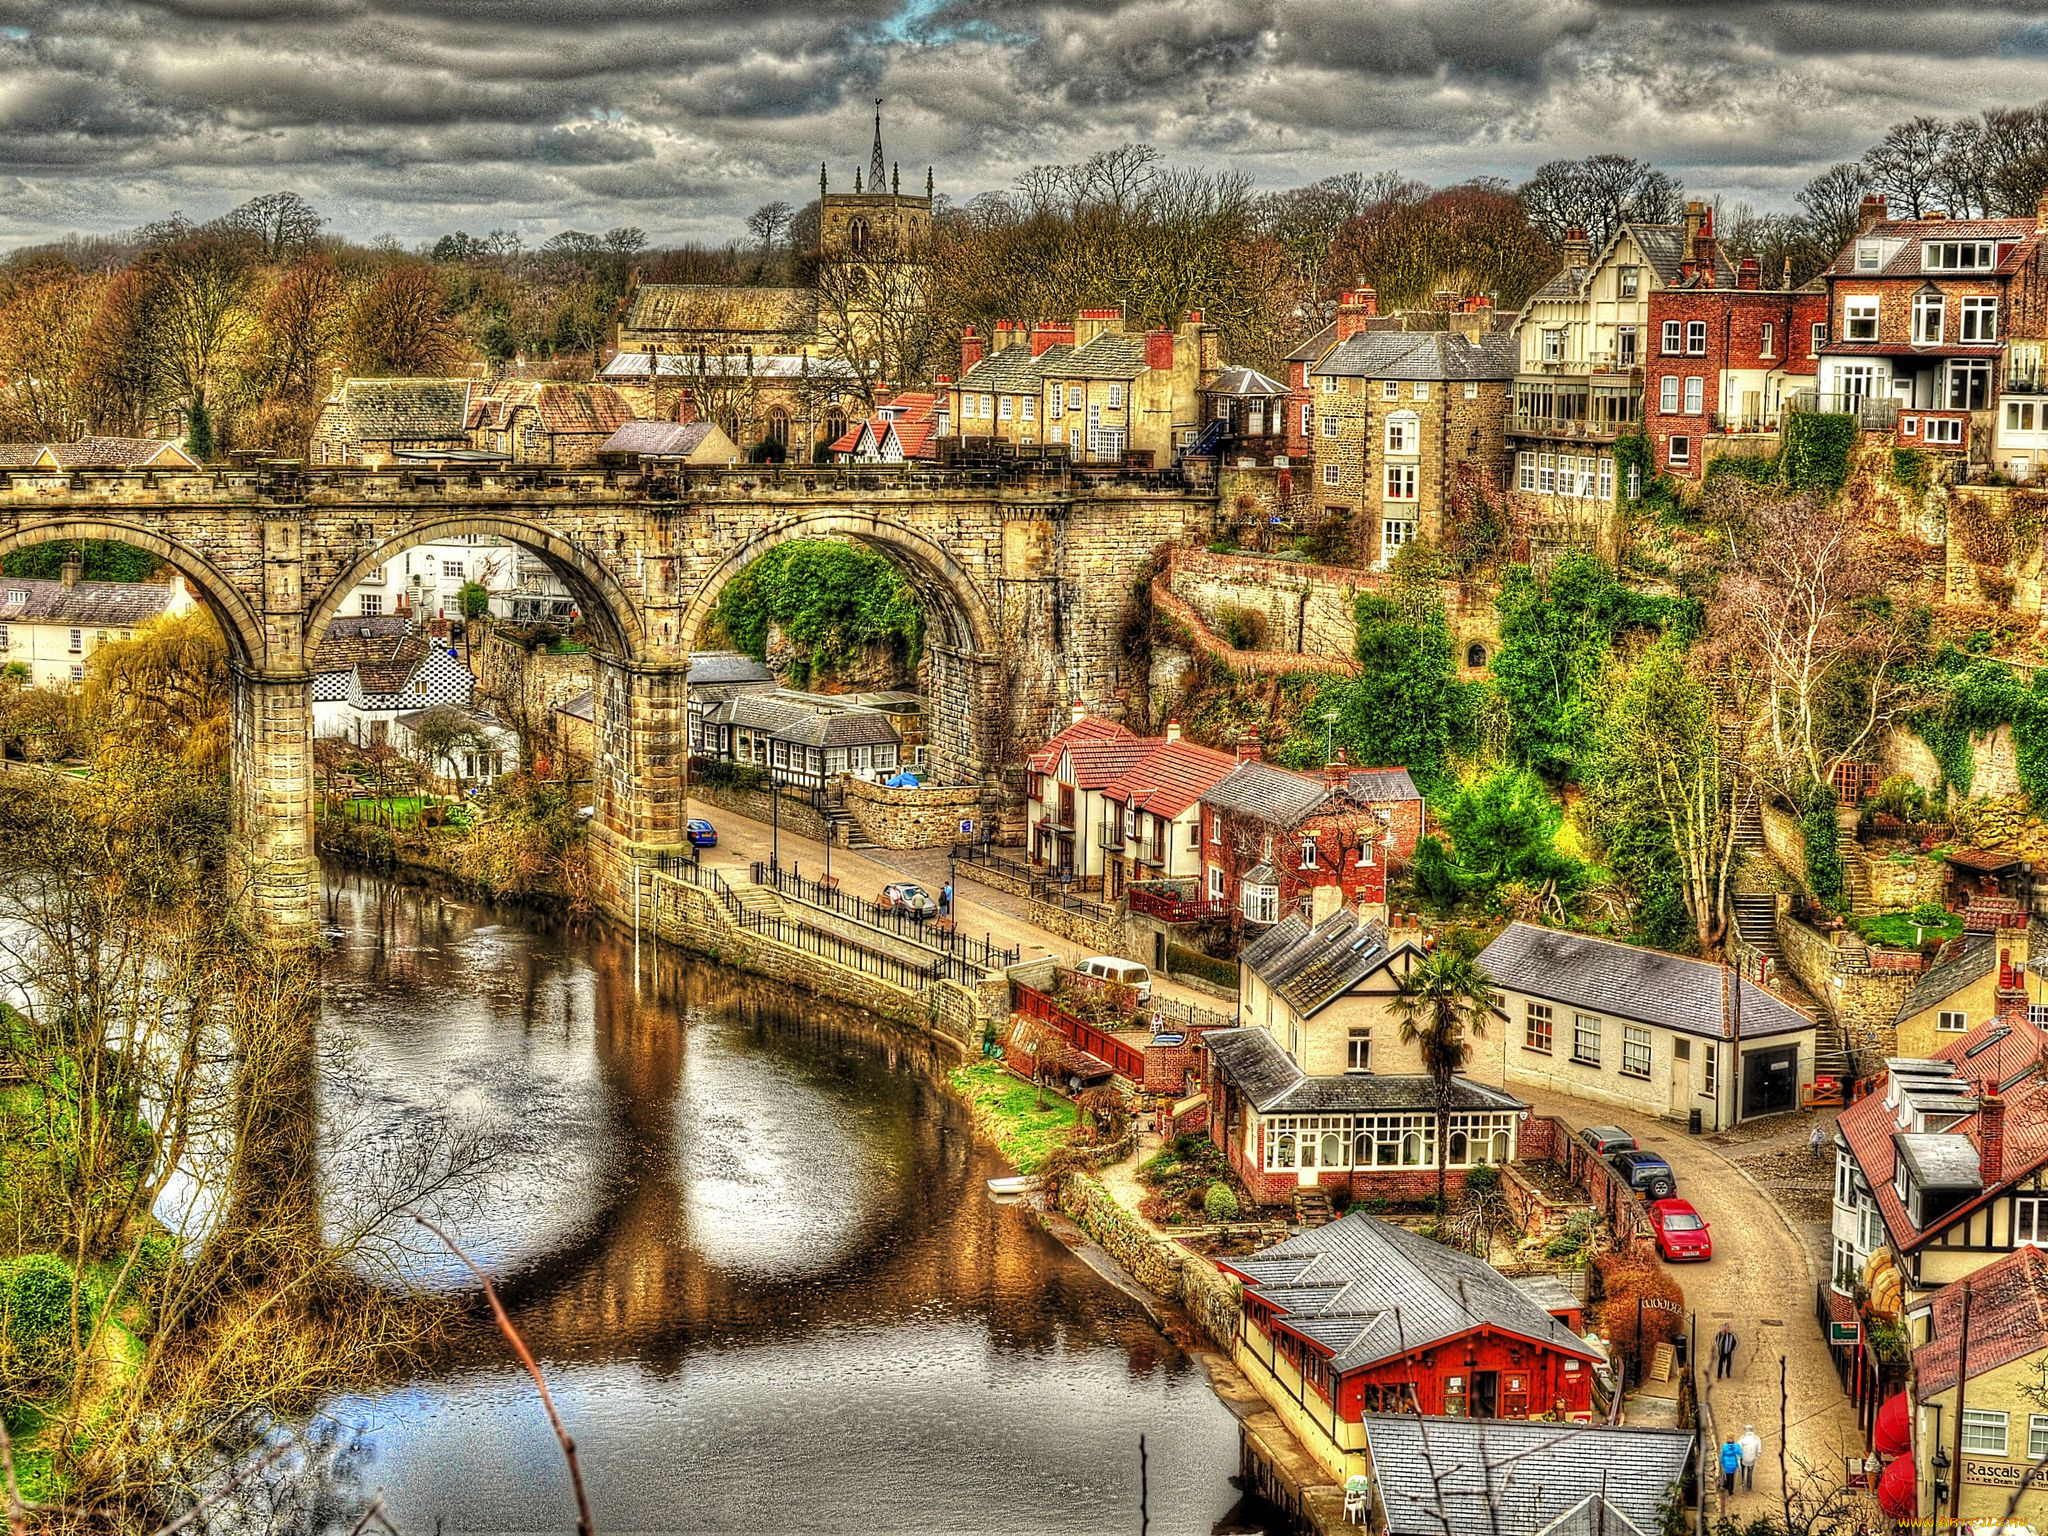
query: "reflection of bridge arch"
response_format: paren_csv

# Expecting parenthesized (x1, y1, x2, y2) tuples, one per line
(677, 511, 1007, 784)
(305, 514, 649, 663)
(0, 517, 269, 665)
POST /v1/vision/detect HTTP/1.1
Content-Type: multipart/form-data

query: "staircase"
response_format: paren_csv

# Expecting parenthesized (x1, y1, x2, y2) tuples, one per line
(1836, 816, 1869, 915)
(732, 883, 784, 920)
(821, 788, 877, 850)
(1811, 1015, 1854, 1085)
(1292, 1188, 1334, 1229)
(1731, 895, 1782, 965)
(1732, 802, 1766, 853)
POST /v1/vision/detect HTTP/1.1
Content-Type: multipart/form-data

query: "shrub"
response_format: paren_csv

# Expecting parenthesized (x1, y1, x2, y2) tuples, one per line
(1215, 604, 1269, 651)
(1166, 942, 1238, 991)
(1802, 780, 1844, 906)
(0, 1254, 80, 1400)
(1204, 1183, 1241, 1223)
(1594, 1252, 1684, 1378)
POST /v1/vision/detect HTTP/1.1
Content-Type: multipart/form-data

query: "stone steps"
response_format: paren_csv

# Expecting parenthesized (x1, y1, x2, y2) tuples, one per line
(1292, 1188, 1334, 1228)
(1732, 894, 1782, 961)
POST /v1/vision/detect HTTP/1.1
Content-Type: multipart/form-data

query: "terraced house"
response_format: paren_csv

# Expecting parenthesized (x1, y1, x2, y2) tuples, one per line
(1509, 208, 1735, 553)
(1813, 193, 2048, 473)
(464, 381, 635, 465)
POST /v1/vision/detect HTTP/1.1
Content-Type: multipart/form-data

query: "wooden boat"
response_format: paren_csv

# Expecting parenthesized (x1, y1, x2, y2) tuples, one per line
(985, 1175, 1041, 1198)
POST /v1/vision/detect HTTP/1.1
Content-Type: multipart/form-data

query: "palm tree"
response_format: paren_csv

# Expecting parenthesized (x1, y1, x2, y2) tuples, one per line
(1392, 947, 1502, 1206)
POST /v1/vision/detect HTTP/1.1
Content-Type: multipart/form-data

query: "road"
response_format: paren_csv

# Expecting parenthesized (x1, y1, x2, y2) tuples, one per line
(687, 798, 1867, 1510)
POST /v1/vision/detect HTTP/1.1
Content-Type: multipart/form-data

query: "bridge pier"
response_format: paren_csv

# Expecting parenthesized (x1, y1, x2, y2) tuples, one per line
(229, 669, 320, 940)
(586, 654, 692, 919)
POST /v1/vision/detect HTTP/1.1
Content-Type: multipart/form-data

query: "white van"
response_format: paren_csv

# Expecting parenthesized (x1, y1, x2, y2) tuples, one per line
(1076, 955, 1152, 1003)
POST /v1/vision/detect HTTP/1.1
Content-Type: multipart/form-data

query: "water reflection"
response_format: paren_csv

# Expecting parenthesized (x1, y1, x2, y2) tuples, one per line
(315, 870, 1265, 1535)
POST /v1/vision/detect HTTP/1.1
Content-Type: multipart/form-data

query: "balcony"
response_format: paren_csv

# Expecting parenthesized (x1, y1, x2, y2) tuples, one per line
(1787, 392, 1901, 430)
(1511, 415, 1638, 442)
(1127, 880, 1229, 925)
(1099, 822, 1126, 852)
(2007, 372, 2047, 395)
(1710, 412, 1783, 435)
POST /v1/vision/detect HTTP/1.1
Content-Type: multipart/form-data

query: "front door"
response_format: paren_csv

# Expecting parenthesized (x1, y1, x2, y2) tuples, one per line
(1742, 1045, 1800, 1117)
(1503, 1374, 1529, 1419)
(1473, 1371, 1499, 1419)
(1668, 1038, 1691, 1117)
(1297, 1134, 1319, 1189)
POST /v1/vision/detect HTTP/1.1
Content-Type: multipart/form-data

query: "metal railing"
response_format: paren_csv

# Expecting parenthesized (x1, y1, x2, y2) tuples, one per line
(1510, 415, 1638, 441)
(1709, 411, 1782, 434)
(1786, 392, 1901, 429)
(653, 852, 745, 921)
(748, 860, 1020, 974)
(732, 905, 941, 991)
(1127, 879, 1230, 924)
(949, 840, 1117, 923)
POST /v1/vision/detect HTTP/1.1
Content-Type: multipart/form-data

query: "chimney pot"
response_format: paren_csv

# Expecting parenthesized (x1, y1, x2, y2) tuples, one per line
(1562, 228, 1590, 266)
(1236, 727, 1263, 763)
(1165, 720, 1182, 743)
(960, 325, 984, 375)
(1737, 257, 1761, 291)
(61, 553, 80, 588)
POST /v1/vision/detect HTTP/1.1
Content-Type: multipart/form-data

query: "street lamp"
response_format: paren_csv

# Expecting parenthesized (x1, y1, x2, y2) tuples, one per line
(771, 773, 780, 874)
(1323, 707, 1341, 765)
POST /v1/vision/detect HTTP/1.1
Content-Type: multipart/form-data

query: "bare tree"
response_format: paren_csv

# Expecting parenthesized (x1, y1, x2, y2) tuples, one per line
(746, 201, 794, 255)
(1862, 115, 1952, 218)
(212, 192, 326, 260)
(1518, 155, 1683, 250)
(347, 263, 465, 375)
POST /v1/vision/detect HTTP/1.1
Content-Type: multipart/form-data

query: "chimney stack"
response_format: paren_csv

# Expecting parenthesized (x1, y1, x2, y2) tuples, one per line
(60, 553, 80, 589)
(1737, 257, 1761, 291)
(1074, 307, 1124, 346)
(1562, 227, 1590, 266)
(1335, 288, 1378, 341)
(1070, 702, 1088, 726)
(1165, 720, 1182, 743)
(1323, 745, 1350, 788)
(1030, 321, 1073, 357)
(1978, 1091, 2007, 1185)
(1683, 199, 1705, 248)
(1236, 727, 1263, 764)
(960, 325, 983, 375)
(2037, 191, 2048, 235)
(1145, 328, 1175, 371)
(1856, 194, 1888, 235)
(992, 319, 1021, 352)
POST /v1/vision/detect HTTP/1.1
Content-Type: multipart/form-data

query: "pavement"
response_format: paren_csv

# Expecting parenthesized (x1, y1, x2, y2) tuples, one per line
(686, 799, 1868, 1515)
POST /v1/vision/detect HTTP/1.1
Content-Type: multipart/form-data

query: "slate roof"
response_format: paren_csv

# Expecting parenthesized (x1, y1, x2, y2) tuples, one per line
(0, 577, 179, 628)
(1098, 739, 1239, 819)
(1914, 1244, 2048, 1397)
(687, 650, 776, 686)
(958, 342, 1049, 395)
(467, 382, 634, 436)
(1525, 221, 1736, 305)
(38, 436, 197, 468)
(324, 379, 480, 444)
(1240, 908, 1403, 1018)
(1895, 934, 1996, 1023)
(1361, 1417, 1692, 1536)
(354, 635, 432, 695)
(1283, 319, 1339, 365)
(1312, 330, 1518, 382)
(1060, 329, 1149, 381)
(1218, 1212, 1595, 1376)
(1475, 922, 1815, 1041)
(1822, 217, 2041, 279)
(1344, 766, 1422, 803)
(1203, 1026, 1521, 1115)
(0, 442, 43, 467)
(311, 614, 415, 674)
(556, 689, 595, 722)
(619, 283, 809, 337)
(706, 692, 899, 748)
(601, 420, 729, 458)
(1204, 366, 1290, 398)
(599, 351, 854, 381)
(1200, 759, 1331, 827)
(1532, 1496, 1652, 1536)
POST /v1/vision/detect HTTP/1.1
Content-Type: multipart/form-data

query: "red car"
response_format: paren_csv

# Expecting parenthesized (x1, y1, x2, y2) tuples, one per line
(1649, 1198, 1712, 1262)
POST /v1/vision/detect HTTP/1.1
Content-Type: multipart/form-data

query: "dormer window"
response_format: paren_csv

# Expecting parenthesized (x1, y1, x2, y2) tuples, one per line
(1301, 839, 1318, 869)
(1856, 240, 1885, 272)
(1924, 240, 1997, 272)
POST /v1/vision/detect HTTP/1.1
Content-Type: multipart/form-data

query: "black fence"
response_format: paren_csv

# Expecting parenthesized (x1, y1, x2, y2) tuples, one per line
(748, 861, 1020, 974)
(949, 840, 1117, 925)
(653, 852, 744, 921)
(734, 907, 940, 992)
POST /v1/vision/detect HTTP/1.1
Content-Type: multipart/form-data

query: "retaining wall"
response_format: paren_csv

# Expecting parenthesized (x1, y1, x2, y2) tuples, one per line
(841, 776, 983, 849)
(688, 778, 833, 842)
(1056, 1172, 1243, 1351)
(1775, 914, 1913, 1067)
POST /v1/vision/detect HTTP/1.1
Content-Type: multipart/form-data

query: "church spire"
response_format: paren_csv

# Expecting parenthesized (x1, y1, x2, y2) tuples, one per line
(869, 97, 886, 192)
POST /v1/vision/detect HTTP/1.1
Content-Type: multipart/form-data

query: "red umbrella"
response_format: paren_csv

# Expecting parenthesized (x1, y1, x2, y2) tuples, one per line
(1875, 1391, 1912, 1458)
(1878, 1451, 1917, 1519)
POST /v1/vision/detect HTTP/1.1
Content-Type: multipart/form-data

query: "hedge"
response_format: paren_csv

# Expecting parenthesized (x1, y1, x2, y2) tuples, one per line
(1166, 942, 1238, 991)
(0, 1254, 80, 1400)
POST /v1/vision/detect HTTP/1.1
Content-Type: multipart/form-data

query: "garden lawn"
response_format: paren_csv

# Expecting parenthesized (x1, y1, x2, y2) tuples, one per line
(949, 1061, 1078, 1175)
(1853, 910, 1964, 948)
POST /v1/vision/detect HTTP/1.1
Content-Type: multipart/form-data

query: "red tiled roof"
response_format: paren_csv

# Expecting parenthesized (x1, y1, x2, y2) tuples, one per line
(1823, 218, 2040, 278)
(1026, 715, 1137, 774)
(1066, 738, 1159, 789)
(1914, 1245, 2048, 1396)
(1942, 1014, 2048, 1093)
(1841, 1017, 2048, 1252)
(832, 390, 942, 461)
(1100, 739, 1240, 818)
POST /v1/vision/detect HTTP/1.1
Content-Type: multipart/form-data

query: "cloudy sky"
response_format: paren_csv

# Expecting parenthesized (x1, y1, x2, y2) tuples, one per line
(1, 0, 2044, 249)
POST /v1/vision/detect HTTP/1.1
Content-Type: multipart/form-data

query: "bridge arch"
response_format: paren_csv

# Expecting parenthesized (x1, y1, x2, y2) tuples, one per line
(674, 511, 1007, 784)
(0, 517, 269, 666)
(303, 513, 649, 663)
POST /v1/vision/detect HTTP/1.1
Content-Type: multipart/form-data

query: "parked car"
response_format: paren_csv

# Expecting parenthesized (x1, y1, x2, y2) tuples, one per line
(881, 883, 938, 920)
(1579, 1124, 1638, 1156)
(1648, 1198, 1713, 1262)
(686, 817, 718, 848)
(1076, 955, 1152, 1003)
(1609, 1149, 1678, 1201)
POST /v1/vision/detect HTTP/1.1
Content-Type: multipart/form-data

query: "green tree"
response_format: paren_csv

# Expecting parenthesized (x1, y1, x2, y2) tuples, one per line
(1587, 638, 1743, 954)
(459, 580, 493, 621)
(712, 541, 924, 683)
(1330, 593, 1469, 789)
(0, 540, 161, 582)
(1439, 765, 1577, 892)
(1392, 947, 1501, 1204)
(1493, 550, 1668, 781)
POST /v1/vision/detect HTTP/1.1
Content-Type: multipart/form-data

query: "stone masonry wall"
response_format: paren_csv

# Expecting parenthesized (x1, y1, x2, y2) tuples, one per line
(474, 629, 593, 743)
(1775, 915, 1912, 1067)
(841, 775, 982, 849)
(1761, 801, 1809, 893)
(1864, 851, 1947, 910)
(1057, 1172, 1243, 1351)
(689, 778, 833, 843)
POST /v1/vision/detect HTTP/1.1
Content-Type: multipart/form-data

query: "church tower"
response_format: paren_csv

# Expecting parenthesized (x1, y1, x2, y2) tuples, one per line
(819, 99, 933, 259)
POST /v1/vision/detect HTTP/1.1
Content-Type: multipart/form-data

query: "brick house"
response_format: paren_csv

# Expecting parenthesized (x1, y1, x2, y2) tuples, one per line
(1202, 907, 1521, 1209)
(1814, 194, 2048, 470)
(1509, 210, 1734, 549)
(1215, 1211, 1601, 1481)
(1308, 325, 1516, 568)
(1281, 315, 1341, 464)
(1197, 735, 1424, 929)
(465, 382, 636, 465)
(1643, 228, 1828, 481)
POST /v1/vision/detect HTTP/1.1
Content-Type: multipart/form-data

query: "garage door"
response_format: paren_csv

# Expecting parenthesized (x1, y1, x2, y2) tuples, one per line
(1742, 1044, 1799, 1118)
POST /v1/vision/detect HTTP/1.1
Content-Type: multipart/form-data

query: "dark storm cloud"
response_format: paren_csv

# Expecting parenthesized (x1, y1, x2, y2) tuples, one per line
(0, 0, 2039, 247)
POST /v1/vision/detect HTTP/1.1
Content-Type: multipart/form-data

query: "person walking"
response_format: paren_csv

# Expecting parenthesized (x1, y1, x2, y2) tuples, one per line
(1719, 1439, 1740, 1496)
(941, 881, 953, 918)
(1809, 1121, 1828, 1159)
(1714, 1323, 1737, 1379)
(1737, 1425, 1762, 1491)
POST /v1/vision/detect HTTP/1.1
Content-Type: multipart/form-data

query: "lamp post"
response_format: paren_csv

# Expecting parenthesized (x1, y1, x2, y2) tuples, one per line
(771, 773, 781, 874)
(1323, 707, 1340, 765)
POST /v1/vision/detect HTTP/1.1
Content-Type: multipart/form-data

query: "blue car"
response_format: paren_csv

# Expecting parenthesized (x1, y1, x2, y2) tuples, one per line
(686, 818, 718, 848)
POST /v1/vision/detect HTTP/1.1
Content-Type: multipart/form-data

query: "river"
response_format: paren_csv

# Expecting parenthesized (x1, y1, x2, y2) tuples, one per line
(311, 869, 1272, 1535)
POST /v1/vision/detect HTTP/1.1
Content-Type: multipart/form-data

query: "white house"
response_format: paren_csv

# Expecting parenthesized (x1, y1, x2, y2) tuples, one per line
(0, 569, 193, 688)
(312, 620, 479, 745)
(390, 705, 519, 791)
(337, 535, 577, 627)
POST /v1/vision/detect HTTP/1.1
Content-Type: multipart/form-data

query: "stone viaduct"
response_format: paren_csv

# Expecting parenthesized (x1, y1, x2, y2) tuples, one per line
(0, 461, 1217, 934)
